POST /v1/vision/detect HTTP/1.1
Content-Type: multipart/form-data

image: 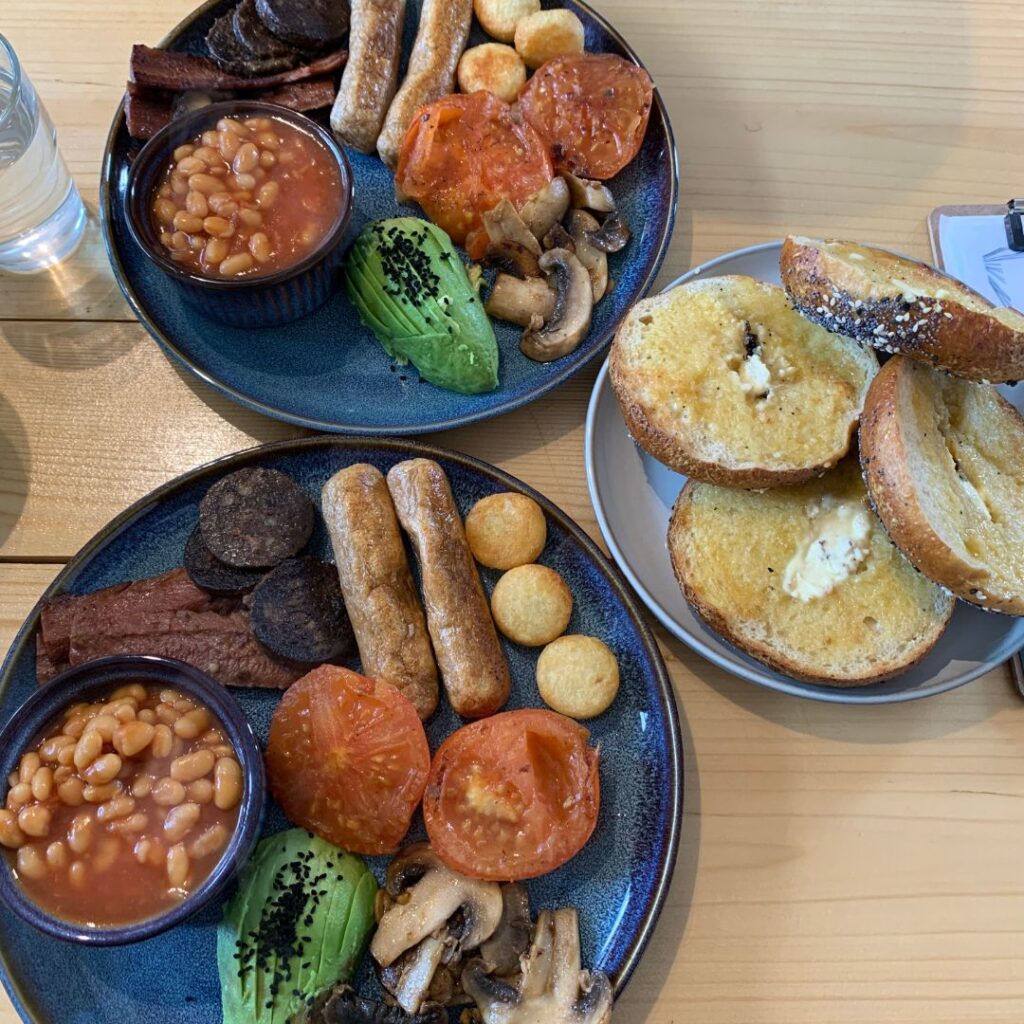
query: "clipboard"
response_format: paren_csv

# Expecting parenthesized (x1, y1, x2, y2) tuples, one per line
(927, 204, 1024, 311)
(928, 204, 1010, 271)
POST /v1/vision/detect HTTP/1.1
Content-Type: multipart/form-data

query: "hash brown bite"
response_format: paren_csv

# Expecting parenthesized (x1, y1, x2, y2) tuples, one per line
(780, 235, 1024, 382)
(199, 467, 315, 568)
(860, 356, 1024, 614)
(610, 275, 879, 487)
(668, 456, 954, 685)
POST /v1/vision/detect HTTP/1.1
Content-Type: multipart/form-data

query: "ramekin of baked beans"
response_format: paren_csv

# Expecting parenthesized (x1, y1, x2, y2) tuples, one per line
(0, 656, 265, 945)
(123, 101, 353, 328)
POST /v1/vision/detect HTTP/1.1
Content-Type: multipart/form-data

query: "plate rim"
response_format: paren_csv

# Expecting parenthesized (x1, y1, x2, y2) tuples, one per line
(0, 434, 683, 1022)
(97, 0, 680, 436)
(584, 240, 1024, 704)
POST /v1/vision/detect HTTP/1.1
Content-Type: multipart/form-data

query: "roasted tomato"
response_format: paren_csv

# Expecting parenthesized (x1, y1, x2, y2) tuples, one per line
(395, 91, 553, 260)
(519, 53, 654, 180)
(266, 665, 430, 856)
(423, 709, 600, 881)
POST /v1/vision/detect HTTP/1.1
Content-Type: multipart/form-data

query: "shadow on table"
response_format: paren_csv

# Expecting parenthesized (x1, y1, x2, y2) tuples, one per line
(168, 355, 307, 446)
(0, 208, 129, 331)
(613, 684, 701, 1022)
(430, 361, 601, 465)
(0, 316, 139, 371)
(0, 393, 29, 550)
(660, 630, 1010, 743)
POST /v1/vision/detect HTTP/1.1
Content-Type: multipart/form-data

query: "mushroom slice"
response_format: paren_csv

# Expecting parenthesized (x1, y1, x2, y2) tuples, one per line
(485, 274, 556, 328)
(518, 177, 571, 241)
(484, 241, 541, 279)
(566, 210, 608, 303)
(371, 844, 503, 1014)
(520, 248, 593, 363)
(479, 884, 532, 977)
(542, 223, 574, 252)
(585, 212, 631, 254)
(564, 173, 616, 214)
(482, 199, 542, 257)
(463, 909, 613, 1024)
(314, 984, 445, 1024)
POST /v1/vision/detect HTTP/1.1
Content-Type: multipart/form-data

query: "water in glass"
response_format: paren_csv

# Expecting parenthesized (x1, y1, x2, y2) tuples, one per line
(0, 34, 86, 273)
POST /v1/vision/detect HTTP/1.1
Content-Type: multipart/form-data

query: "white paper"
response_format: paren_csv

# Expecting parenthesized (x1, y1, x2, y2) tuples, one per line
(938, 214, 1024, 311)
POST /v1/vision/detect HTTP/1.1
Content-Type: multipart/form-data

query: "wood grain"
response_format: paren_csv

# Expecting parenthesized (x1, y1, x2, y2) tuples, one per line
(1, 0, 1023, 1021)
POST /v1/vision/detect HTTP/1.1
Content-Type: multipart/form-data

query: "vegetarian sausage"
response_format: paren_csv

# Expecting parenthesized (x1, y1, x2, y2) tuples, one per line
(376, 0, 473, 168)
(321, 463, 439, 719)
(330, 0, 406, 153)
(386, 459, 510, 718)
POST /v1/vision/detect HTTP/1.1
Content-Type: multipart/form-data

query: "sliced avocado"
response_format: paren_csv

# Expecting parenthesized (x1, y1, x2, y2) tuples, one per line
(218, 830, 377, 1024)
(343, 217, 500, 394)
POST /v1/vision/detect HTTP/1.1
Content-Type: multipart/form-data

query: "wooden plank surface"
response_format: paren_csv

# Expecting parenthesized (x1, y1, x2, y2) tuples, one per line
(1, 0, 1023, 1021)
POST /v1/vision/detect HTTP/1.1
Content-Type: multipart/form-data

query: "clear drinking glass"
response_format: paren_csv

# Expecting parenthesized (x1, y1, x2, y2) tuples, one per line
(0, 33, 86, 274)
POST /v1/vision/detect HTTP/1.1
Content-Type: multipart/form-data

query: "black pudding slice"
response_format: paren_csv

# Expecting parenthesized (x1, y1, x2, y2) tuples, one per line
(255, 0, 350, 50)
(206, 7, 291, 76)
(184, 525, 265, 596)
(232, 0, 305, 72)
(199, 467, 315, 569)
(250, 557, 355, 663)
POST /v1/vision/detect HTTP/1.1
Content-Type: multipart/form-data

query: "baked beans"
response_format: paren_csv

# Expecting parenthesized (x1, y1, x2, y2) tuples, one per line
(2, 684, 243, 926)
(150, 114, 343, 279)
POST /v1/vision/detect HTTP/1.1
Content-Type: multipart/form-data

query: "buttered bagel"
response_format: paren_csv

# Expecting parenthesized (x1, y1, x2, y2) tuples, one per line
(610, 276, 878, 487)
(860, 356, 1024, 615)
(668, 457, 954, 684)
(781, 236, 1024, 383)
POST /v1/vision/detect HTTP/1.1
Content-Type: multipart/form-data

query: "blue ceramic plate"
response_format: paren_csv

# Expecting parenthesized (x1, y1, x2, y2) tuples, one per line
(99, 0, 678, 434)
(0, 436, 682, 1023)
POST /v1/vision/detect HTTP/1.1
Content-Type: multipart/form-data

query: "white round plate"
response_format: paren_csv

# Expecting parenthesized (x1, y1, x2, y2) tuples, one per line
(585, 241, 1024, 703)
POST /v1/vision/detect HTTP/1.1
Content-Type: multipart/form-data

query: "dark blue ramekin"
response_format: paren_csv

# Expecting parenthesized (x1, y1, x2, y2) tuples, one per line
(124, 100, 353, 328)
(0, 656, 265, 945)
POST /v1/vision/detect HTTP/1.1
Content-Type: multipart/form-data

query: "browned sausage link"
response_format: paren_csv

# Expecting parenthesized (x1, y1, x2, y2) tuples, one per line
(376, 0, 473, 168)
(386, 459, 510, 718)
(322, 464, 439, 719)
(331, 0, 406, 153)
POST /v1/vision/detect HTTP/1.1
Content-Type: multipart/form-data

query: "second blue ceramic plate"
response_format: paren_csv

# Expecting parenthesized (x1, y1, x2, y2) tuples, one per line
(0, 436, 682, 1024)
(100, 0, 678, 434)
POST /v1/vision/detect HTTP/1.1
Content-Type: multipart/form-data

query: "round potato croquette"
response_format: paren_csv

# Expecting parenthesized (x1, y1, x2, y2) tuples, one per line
(491, 564, 572, 646)
(514, 9, 585, 69)
(473, 0, 540, 43)
(457, 43, 527, 104)
(465, 492, 547, 569)
(536, 635, 620, 719)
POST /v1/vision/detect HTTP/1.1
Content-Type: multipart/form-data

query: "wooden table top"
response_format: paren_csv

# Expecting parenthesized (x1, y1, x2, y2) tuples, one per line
(2, 1, 1023, 1020)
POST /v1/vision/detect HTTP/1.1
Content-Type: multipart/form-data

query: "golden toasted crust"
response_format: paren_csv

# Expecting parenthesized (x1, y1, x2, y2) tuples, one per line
(490, 563, 572, 647)
(465, 492, 547, 570)
(668, 460, 954, 685)
(609, 278, 878, 488)
(536, 635, 620, 719)
(781, 236, 1024, 383)
(859, 357, 1024, 614)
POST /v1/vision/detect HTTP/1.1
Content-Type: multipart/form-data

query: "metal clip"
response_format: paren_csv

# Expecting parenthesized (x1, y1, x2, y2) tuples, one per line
(1005, 199, 1024, 252)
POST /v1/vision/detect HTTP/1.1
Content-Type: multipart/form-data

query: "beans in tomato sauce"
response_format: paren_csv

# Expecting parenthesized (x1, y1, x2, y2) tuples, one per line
(150, 115, 344, 279)
(0, 684, 243, 927)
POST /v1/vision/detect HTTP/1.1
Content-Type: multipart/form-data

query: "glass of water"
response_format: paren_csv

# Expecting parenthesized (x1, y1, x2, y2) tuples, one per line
(0, 33, 86, 274)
